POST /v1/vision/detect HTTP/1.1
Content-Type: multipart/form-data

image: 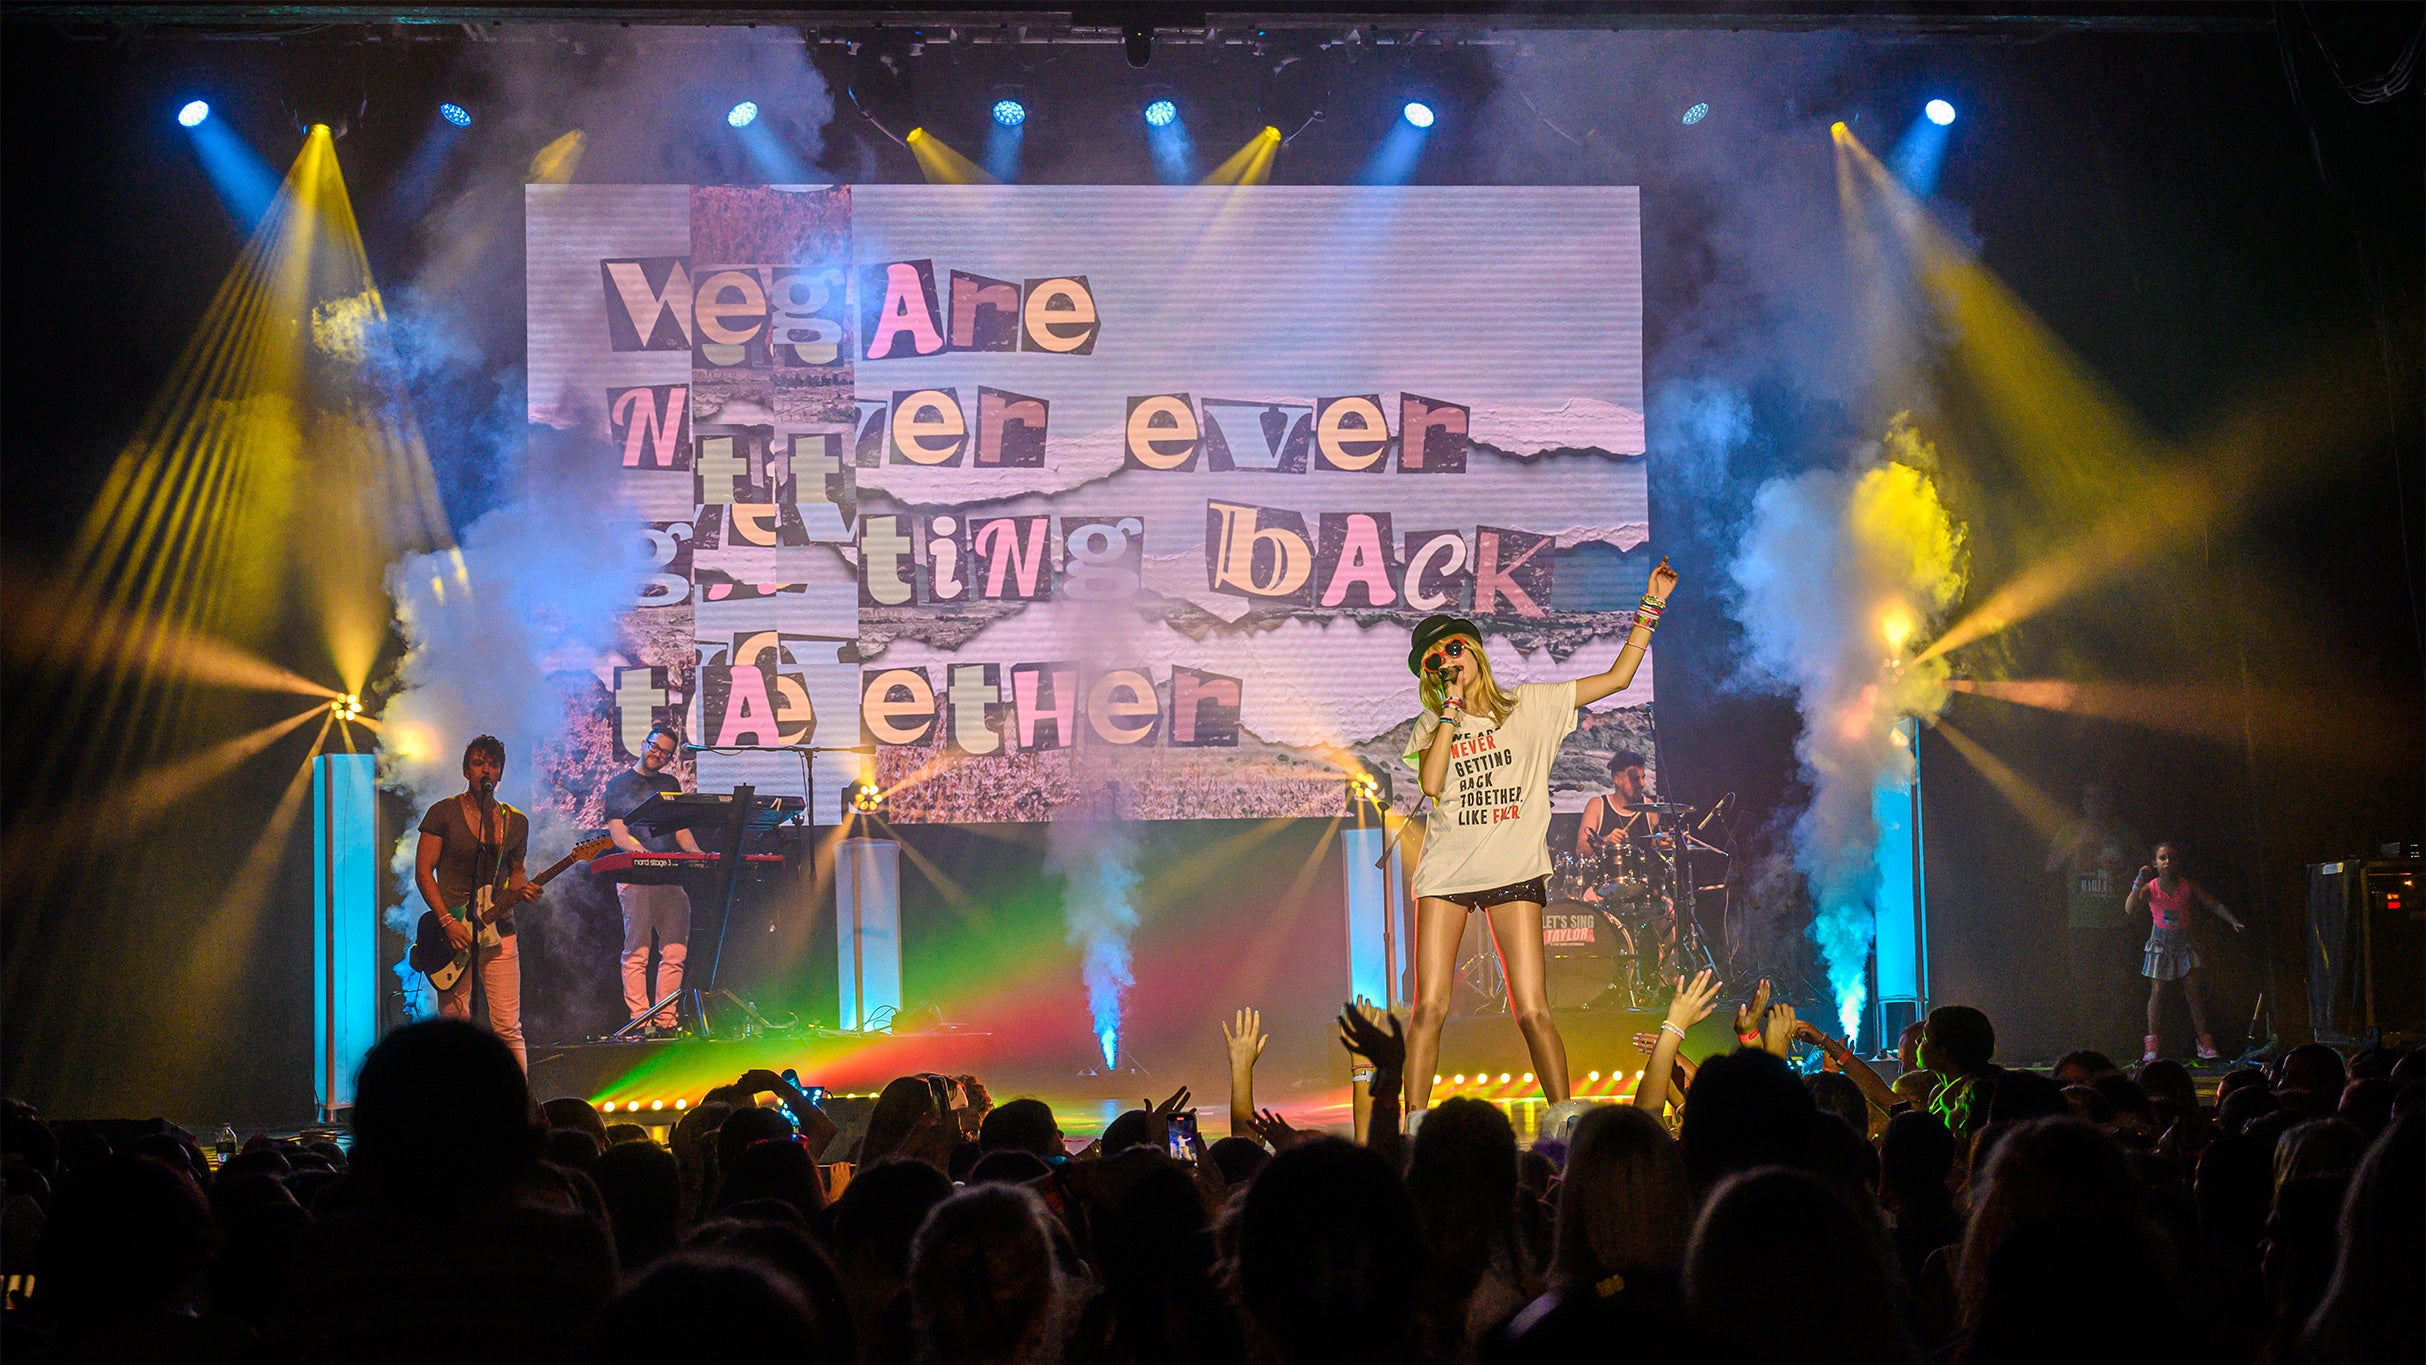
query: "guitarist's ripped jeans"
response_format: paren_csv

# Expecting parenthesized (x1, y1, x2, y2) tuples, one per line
(436, 932, 525, 1070)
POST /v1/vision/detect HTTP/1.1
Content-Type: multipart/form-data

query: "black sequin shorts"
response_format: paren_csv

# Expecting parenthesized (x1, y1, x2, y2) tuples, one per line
(1434, 875, 1551, 911)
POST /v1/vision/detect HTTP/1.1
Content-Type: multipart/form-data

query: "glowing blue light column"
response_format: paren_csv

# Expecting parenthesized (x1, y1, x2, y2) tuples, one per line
(836, 837, 902, 1031)
(1342, 818, 1409, 1010)
(313, 753, 378, 1119)
(1869, 717, 1928, 1051)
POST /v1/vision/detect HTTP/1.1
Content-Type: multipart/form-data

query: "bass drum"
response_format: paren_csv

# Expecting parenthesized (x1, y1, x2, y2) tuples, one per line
(1542, 899, 1631, 1010)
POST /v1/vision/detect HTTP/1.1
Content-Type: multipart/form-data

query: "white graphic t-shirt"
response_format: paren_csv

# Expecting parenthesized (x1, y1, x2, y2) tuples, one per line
(1403, 680, 1578, 899)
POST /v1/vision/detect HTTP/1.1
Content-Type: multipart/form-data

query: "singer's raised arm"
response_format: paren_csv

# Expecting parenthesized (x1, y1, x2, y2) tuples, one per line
(1574, 557, 1680, 706)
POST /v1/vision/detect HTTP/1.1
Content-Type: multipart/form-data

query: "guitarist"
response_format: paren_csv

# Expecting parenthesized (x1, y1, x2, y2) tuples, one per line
(415, 734, 540, 1070)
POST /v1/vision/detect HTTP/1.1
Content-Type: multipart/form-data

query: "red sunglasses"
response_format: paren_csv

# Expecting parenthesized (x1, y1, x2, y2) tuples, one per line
(1423, 639, 1470, 673)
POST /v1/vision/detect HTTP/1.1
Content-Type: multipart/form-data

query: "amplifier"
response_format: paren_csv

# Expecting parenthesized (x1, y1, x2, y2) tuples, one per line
(2307, 857, 2423, 1043)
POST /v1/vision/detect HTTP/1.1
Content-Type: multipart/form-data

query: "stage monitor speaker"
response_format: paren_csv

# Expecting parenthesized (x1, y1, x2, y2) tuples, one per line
(2307, 857, 2423, 1043)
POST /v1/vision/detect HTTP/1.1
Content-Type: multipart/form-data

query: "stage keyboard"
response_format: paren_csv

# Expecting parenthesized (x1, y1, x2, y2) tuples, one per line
(590, 851, 786, 885)
(627, 790, 804, 835)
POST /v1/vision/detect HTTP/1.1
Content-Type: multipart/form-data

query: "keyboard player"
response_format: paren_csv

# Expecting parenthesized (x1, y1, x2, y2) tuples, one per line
(603, 724, 705, 1036)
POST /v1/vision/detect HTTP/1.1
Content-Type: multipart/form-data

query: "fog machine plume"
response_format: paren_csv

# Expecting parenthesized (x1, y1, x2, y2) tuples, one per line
(1047, 819, 1142, 1070)
(1730, 417, 1967, 1036)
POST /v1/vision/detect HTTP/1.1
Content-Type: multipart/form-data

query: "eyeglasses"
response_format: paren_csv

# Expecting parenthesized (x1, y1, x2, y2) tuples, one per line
(1423, 639, 1469, 673)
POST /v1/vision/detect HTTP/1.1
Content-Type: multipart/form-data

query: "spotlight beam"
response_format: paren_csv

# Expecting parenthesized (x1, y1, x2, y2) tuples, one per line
(5, 572, 338, 701)
(1838, 123, 2381, 667)
(904, 127, 999, 185)
(1201, 126, 1280, 186)
(1949, 678, 2407, 766)
(1929, 717, 2072, 841)
(173, 712, 331, 986)
(3, 701, 326, 884)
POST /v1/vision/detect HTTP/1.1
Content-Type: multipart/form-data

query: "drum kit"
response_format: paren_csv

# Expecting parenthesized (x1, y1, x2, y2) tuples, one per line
(1457, 801, 1729, 1014)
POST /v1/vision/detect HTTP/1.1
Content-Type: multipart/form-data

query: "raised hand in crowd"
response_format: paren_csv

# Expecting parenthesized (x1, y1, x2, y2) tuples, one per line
(950, 1074, 992, 1139)
(1792, 1020, 1900, 1134)
(1137, 1084, 1193, 1154)
(732, 1069, 839, 1159)
(898, 1109, 963, 1171)
(1638, 968, 1722, 1119)
(1634, 1029, 1696, 1105)
(1339, 999, 1408, 1165)
(1246, 1108, 1311, 1150)
(1732, 976, 1772, 1045)
(1223, 1007, 1267, 1135)
(1762, 1002, 1800, 1059)
(1338, 999, 1406, 1082)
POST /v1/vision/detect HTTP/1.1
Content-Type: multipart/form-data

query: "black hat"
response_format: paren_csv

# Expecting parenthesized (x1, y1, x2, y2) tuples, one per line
(1408, 614, 1482, 676)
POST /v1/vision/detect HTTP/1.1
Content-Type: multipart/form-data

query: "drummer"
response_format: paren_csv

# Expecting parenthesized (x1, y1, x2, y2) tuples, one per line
(1575, 749, 1660, 857)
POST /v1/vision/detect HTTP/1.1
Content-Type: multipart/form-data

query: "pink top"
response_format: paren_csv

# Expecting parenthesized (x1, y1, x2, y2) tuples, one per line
(2147, 876, 2197, 931)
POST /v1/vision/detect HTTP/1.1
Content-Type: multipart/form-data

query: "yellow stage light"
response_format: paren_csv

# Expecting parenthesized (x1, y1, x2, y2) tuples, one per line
(528, 130, 587, 184)
(650, 1099, 665, 1111)
(1201, 126, 1280, 186)
(906, 128, 998, 185)
(1880, 605, 1917, 652)
(8, 119, 455, 1105)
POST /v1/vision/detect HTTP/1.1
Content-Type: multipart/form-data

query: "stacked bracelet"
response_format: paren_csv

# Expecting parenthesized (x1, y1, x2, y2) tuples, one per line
(1658, 1021, 1687, 1040)
(1634, 592, 1666, 633)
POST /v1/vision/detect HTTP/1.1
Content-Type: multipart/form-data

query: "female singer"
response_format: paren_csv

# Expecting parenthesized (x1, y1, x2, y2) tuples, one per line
(1403, 558, 1681, 1120)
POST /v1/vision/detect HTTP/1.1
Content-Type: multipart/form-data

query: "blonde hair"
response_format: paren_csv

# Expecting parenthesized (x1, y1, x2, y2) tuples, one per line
(1417, 633, 1520, 726)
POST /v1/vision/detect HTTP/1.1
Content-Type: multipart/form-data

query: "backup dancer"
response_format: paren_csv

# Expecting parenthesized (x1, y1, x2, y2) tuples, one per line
(2128, 840, 2244, 1062)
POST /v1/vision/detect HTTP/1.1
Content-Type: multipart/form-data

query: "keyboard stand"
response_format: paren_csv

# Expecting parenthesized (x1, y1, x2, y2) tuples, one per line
(694, 782, 756, 1038)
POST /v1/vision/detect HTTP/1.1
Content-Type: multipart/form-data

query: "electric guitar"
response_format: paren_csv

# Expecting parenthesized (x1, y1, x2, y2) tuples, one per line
(411, 836, 613, 992)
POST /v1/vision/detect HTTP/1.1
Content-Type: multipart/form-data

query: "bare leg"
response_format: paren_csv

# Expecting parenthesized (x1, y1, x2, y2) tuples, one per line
(1486, 900, 1571, 1103)
(2182, 969, 2211, 1037)
(1404, 897, 1474, 1113)
(2146, 979, 2164, 1038)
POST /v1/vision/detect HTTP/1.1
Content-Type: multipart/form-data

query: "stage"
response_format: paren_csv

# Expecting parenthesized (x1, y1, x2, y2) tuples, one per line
(0, 11, 2415, 1138)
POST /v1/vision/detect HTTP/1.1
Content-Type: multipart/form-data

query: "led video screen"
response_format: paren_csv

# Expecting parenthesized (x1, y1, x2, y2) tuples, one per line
(527, 184, 1654, 821)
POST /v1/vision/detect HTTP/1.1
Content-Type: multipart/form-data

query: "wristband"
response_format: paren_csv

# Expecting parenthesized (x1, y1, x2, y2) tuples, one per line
(1659, 1021, 1687, 1040)
(1738, 1031, 1761, 1048)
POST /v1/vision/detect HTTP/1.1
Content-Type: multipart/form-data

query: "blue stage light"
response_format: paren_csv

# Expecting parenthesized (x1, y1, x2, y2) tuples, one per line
(992, 98, 1027, 128)
(1925, 99, 1956, 126)
(178, 100, 211, 128)
(727, 101, 760, 129)
(439, 102, 472, 128)
(1144, 98, 1177, 128)
(1402, 101, 1436, 129)
(1682, 102, 1710, 126)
